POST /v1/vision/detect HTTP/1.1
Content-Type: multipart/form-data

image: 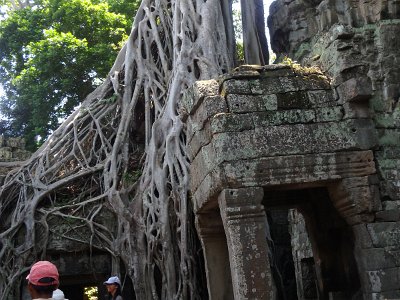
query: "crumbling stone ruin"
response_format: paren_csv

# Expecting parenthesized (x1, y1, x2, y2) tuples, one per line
(0, 136, 31, 185)
(1, 0, 400, 299)
(180, 0, 400, 299)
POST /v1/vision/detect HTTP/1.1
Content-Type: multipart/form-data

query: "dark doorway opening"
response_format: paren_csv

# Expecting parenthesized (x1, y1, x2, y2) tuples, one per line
(264, 187, 361, 300)
(60, 273, 135, 300)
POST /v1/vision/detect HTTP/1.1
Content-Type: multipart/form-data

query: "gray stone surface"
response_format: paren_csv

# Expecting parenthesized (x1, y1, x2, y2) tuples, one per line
(183, 44, 398, 297)
(0, 136, 31, 186)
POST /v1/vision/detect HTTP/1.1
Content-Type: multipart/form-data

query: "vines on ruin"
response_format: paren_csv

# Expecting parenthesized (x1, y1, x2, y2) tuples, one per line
(0, 0, 235, 299)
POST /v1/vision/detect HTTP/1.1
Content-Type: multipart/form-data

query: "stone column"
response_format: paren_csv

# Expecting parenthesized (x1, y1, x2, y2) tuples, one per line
(196, 211, 233, 300)
(218, 187, 275, 300)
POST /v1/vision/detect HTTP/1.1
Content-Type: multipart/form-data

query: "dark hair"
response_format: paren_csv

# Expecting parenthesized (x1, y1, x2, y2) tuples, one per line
(30, 283, 57, 294)
(112, 283, 122, 300)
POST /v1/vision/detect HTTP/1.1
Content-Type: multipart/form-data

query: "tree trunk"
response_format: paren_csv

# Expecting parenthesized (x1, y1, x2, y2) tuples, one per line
(241, 0, 270, 65)
(0, 0, 235, 299)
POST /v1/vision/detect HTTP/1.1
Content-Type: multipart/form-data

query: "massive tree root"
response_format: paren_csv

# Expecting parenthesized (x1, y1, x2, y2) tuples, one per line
(0, 0, 235, 299)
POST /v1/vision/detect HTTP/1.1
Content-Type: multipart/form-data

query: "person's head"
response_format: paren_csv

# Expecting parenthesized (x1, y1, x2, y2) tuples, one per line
(26, 261, 59, 298)
(104, 276, 121, 297)
(52, 288, 69, 300)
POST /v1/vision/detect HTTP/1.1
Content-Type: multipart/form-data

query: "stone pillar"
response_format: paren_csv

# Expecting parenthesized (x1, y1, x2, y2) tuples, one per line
(196, 211, 233, 300)
(218, 187, 275, 300)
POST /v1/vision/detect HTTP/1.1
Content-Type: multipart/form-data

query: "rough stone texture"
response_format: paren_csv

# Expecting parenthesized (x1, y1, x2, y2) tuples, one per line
(265, 1, 400, 298)
(0, 136, 31, 186)
(268, 0, 400, 203)
(186, 68, 377, 202)
(289, 210, 316, 300)
(218, 187, 275, 300)
(183, 58, 398, 297)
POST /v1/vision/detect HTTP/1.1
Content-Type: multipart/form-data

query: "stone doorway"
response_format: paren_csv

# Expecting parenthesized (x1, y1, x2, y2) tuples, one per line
(60, 274, 103, 300)
(60, 274, 135, 300)
(264, 187, 362, 300)
(183, 65, 380, 299)
(197, 185, 362, 300)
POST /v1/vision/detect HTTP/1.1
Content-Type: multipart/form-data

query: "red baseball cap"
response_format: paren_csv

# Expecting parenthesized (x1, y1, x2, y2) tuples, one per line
(26, 261, 59, 286)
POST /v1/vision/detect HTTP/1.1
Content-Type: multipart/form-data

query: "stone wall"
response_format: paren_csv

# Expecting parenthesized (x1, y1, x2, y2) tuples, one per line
(268, 1, 400, 299)
(0, 136, 31, 185)
(268, 0, 400, 206)
(182, 63, 381, 299)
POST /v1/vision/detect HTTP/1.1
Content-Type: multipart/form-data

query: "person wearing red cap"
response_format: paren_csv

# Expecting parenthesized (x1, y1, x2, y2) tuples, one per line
(26, 261, 59, 300)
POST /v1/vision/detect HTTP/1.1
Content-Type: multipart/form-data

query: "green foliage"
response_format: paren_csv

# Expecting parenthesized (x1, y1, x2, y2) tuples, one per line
(279, 56, 322, 75)
(84, 286, 98, 300)
(0, 0, 140, 150)
(231, 0, 244, 63)
(236, 42, 244, 64)
(100, 93, 118, 104)
(123, 169, 142, 184)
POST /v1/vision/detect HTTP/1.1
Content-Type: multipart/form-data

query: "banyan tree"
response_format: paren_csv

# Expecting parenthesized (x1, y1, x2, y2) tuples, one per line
(0, 0, 269, 299)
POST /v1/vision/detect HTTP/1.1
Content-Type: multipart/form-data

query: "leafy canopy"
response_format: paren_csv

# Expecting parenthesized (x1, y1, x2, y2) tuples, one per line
(0, 0, 140, 150)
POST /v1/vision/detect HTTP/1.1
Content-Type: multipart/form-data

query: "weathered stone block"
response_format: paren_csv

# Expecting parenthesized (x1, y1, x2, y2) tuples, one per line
(0, 147, 12, 160)
(342, 101, 371, 119)
(371, 290, 400, 300)
(374, 111, 400, 129)
(287, 74, 331, 91)
(276, 91, 312, 109)
(366, 267, 400, 292)
(337, 77, 372, 103)
(307, 89, 337, 107)
(12, 149, 31, 161)
(187, 123, 212, 161)
(380, 181, 400, 201)
(366, 222, 400, 248)
(207, 119, 377, 160)
(382, 200, 400, 211)
(262, 94, 278, 110)
(209, 112, 255, 134)
(221, 78, 265, 95)
(181, 79, 219, 116)
(191, 168, 225, 212)
(186, 95, 227, 138)
(226, 94, 266, 113)
(259, 64, 295, 77)
(357, 248, 400, 271)
(315, 106, 343, 122)
(219, 151, 375, 191)
(378, 129, 400, 146)
(5, 137, 25, 148)
(330, 177, 382, 219)
(252, 110, 316, 127)
(380, 23, 400, 52)
(312, 119, 378, 151)
(353, 223, 374, 249)
(376, 210, 400, 222)
(190, 143, 219, 192)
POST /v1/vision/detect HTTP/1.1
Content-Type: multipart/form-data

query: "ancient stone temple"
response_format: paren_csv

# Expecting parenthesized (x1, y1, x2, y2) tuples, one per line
(180, 0, 400, 299)
(1, 0, 399, 299)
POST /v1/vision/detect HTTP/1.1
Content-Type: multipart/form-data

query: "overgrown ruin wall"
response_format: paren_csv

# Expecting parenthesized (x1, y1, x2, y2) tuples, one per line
(0, 136, 31, 185)
(0, 137, 124, 300)
(266, 0, 400, 299)
(1, 1, 399, 299)
(268, 0, 400, 207)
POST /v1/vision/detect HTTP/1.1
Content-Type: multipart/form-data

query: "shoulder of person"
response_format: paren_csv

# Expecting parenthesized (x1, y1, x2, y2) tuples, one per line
(116, 296, 123, 300)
